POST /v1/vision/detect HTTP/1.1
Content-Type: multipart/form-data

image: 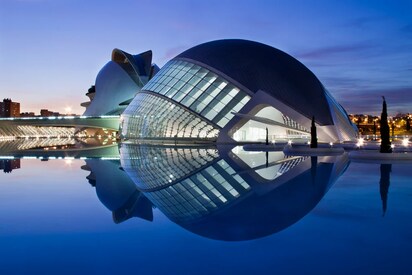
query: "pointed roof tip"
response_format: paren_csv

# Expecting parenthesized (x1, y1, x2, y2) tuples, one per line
(138, 50, 153, 76)
(110, 48, 153, 78)
(382, 96, 386, 101)
(111, 48, 126, 61)
(138, 49, 153, 56)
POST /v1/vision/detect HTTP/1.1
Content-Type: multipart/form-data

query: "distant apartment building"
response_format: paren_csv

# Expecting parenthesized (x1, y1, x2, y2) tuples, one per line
(40, 109, 60, 117)
(20, 112, 36, 117)
(0, 98, 20, 117)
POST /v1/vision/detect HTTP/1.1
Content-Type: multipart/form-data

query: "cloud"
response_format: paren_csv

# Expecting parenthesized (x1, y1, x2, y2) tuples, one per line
(344, 16, 387, 29)
(161, 45, 190, 62)
(333, 86, 412, 115)
(294, 43, 376, 60)
(322, 76, 369, 88)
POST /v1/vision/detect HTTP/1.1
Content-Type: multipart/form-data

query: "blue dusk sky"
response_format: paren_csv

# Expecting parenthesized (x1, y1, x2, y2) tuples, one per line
(0, 0, 411, 115)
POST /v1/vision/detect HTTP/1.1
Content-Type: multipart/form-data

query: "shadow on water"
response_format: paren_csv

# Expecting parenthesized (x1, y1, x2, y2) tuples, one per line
(380, 164, 391, 216)
(85, 144, 350, 241)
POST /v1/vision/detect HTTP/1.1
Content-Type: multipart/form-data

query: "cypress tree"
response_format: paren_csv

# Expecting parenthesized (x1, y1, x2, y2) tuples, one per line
(310, 116, 318, 148)
(380, 97, 392, 153)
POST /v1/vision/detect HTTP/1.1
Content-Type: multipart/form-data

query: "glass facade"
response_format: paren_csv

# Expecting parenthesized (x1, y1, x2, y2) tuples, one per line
(122, 59, 251, 140)
(120, 144, 220, 191)
(232, 106, 310, 142)
(144, 60, 251, 128)
(121, 93, 219, 140)
(120, 145, 250, 223)
(143, 159, 250, 223)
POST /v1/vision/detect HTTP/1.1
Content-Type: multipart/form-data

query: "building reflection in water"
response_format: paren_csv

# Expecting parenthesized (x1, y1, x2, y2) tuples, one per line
(81, 159, 153, 223)
(0, 138, 119, 159)
(115, 144, 350, 241)
(0, 159, 21, 173)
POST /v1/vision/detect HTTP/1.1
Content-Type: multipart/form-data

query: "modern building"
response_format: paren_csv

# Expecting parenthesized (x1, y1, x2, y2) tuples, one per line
(119, 144, 350, 240)
(121, 39, 357, 143)
(0, 98, 20, 118)
(81, 49, 159, 116)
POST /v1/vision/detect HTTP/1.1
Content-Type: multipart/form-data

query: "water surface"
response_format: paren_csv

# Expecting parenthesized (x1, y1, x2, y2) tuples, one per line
(0, 146, 411, 275)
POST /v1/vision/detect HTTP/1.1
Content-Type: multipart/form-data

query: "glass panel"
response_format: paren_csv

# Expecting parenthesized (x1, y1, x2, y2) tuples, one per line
(180, 72, 194, 83)
(174, 70, 186, 79)
(188, 65, 201, 75)
(195, 79, 213, 92)
(202, 106, 219, 121)
(194, 68, 208, 79)
(212, 80, 227, 91)
(217, 117, 230, 127)
(187, 76, 202, 87)
(167, 77, 179, 87)
(190, 101, 208, 113)
(182, 87, 203, 106)
(180, 94, 197, 107)
(172, 83, 194, 102)
(204, 73, 217, 83)
(165, 87, 178, 98)
(212, 101, 226, 112)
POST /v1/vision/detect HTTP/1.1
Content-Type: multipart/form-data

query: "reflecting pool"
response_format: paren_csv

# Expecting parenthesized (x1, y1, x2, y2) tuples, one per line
(0, 145, 411, 274)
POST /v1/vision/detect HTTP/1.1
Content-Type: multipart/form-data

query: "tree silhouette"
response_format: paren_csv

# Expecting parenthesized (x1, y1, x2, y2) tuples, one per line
(380, 97, 392, 153)
(310, 116, 318, 148)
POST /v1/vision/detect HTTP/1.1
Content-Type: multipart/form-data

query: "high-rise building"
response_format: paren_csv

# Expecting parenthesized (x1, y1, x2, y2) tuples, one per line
(0, 98, 20, 117)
